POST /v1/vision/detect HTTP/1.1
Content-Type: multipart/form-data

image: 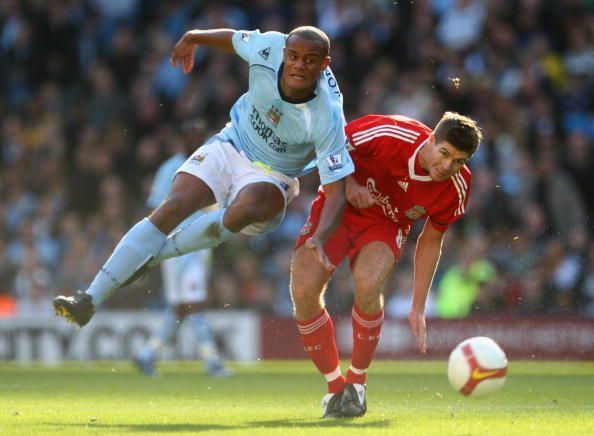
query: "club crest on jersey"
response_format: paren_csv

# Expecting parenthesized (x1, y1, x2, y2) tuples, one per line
(397, 180, 409, 192)
(405, 205, 426, 220)
(267, 105, 282, 125)
(326, 153, 344, 171)
(240, 32, 250, 42)
(258, 47, 270, 60)
(191, 153, 206, 164)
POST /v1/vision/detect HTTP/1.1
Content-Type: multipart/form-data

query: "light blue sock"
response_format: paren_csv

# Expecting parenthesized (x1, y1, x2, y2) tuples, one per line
(137, 307, 180, 361)
(149, 209, 234, 267)
(87, 218, 166, 305)
(186, 313, 220, 362)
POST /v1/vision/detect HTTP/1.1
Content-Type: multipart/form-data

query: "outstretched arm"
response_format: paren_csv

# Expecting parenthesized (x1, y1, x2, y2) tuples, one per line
(171, 29, 236, 74)
(305, 178, 346, 272)
(408, 219, 445, 354)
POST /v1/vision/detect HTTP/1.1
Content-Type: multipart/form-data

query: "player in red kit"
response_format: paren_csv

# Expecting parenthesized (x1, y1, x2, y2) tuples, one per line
(291, 112, 482, 418)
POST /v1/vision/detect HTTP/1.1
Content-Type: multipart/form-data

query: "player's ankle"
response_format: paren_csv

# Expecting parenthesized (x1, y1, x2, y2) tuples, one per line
(327, 374, 346, 393)
(346, 368, 367, 385)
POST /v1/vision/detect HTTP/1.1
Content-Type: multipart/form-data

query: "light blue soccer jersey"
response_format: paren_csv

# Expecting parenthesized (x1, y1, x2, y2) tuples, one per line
(217, 30, 354, 185)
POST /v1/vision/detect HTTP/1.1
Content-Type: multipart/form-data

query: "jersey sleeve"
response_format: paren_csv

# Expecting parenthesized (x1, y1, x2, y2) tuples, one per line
(429, 167, 472, 232)
(345, 115, 395, 160)
(345, 115, 431, 161)
(232, 30, 285, 64)
(315, 121, 355, 185)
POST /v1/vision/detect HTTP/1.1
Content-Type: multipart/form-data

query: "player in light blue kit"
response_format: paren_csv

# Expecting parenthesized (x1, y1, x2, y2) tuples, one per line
(133, 122, 232, 378)
(53, 26, 354, 328)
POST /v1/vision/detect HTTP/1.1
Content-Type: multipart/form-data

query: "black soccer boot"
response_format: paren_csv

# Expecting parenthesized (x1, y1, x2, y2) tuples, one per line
(339, 383, 367, 417)
(52, 290, 95, 327)
(321, 391, 345, 418)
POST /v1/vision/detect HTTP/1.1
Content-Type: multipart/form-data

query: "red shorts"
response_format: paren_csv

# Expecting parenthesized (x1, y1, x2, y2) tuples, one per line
(295, 192, 406, 267)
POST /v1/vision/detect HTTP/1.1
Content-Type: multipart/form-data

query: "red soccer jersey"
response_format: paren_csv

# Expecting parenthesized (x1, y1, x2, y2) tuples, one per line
(345, 114, 472, 234)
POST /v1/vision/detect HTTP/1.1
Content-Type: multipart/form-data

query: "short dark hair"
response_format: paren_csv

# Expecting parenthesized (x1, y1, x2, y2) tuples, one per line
(434, 112, 482, 156)
(287, 26, 330, 57)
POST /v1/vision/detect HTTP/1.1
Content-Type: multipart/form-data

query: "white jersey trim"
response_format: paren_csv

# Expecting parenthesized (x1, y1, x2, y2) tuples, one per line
(408, 139, 432, 181)
(451, 171, 468, 216)
(352, 124, 420, 143)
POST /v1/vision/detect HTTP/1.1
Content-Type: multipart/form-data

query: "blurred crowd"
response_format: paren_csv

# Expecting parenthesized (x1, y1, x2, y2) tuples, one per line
(1, 0, 593, 319)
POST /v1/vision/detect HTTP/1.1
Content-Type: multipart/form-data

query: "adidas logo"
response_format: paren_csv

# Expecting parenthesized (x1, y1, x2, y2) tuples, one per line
(397, 180, 409, 192)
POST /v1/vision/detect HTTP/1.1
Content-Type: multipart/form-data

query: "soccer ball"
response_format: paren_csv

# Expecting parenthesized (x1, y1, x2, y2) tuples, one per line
(447, 336, 508, 397)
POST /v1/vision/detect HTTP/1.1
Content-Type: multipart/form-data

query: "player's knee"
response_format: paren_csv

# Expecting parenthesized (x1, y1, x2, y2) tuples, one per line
(151, 193, 198, 234)
(290, 282, 320, 312)
(159, 193, 192, 219)
(355, 287, 383, 314)
(291, 293, 324, 321)
(224, 203, 274, 231)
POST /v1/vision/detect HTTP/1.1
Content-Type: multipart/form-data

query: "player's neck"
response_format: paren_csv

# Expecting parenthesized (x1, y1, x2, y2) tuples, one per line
(279, 79, 316, 102)
(417, 144, 430, 172)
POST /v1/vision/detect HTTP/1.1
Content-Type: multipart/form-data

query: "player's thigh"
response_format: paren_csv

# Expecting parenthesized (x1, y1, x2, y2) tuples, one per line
(226, 164, 299, 235)
(294, 192, 349, 267)
(351, 241, 396, 301)
(162, 139, 238, 215)
(149, 173, 216, 233)
(224, 181, 286, 232)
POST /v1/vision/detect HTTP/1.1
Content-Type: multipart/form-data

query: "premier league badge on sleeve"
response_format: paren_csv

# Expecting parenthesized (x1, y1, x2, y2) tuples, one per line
(326, 153, 344, 171)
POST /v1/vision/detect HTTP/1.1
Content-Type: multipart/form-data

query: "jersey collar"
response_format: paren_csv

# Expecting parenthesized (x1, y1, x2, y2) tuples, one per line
(408, 139, 432, 181)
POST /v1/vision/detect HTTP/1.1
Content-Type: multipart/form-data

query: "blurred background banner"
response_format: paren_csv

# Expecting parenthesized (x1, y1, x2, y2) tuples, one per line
(0, 311, 260, 362)
(2, 313, 593, 362)
(1, 0, 593, 361)
(262, 316, 594, 360)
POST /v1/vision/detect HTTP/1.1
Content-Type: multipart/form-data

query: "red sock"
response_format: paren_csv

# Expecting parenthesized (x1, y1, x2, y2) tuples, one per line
(347, 304, 384, 385)
(297, 309, 345, 393)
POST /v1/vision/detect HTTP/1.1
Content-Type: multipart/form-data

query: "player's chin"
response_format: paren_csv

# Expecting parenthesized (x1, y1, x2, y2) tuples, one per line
(431, 170, 451, 182)
(287, 76, 314, 91)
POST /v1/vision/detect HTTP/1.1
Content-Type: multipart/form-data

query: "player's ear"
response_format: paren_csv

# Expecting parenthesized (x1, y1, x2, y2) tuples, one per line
(321, 56, 331, 70)
(428, 132, 436, 146)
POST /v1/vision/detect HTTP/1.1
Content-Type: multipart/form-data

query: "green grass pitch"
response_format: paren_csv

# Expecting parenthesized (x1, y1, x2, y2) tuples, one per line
(1, 360, 593, 435)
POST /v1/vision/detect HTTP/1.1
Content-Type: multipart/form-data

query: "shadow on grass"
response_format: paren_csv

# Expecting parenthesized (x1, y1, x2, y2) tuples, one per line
(248, 417, 392, 429)
(43, 423, 234, 432)
(43, 417, 391, 432)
